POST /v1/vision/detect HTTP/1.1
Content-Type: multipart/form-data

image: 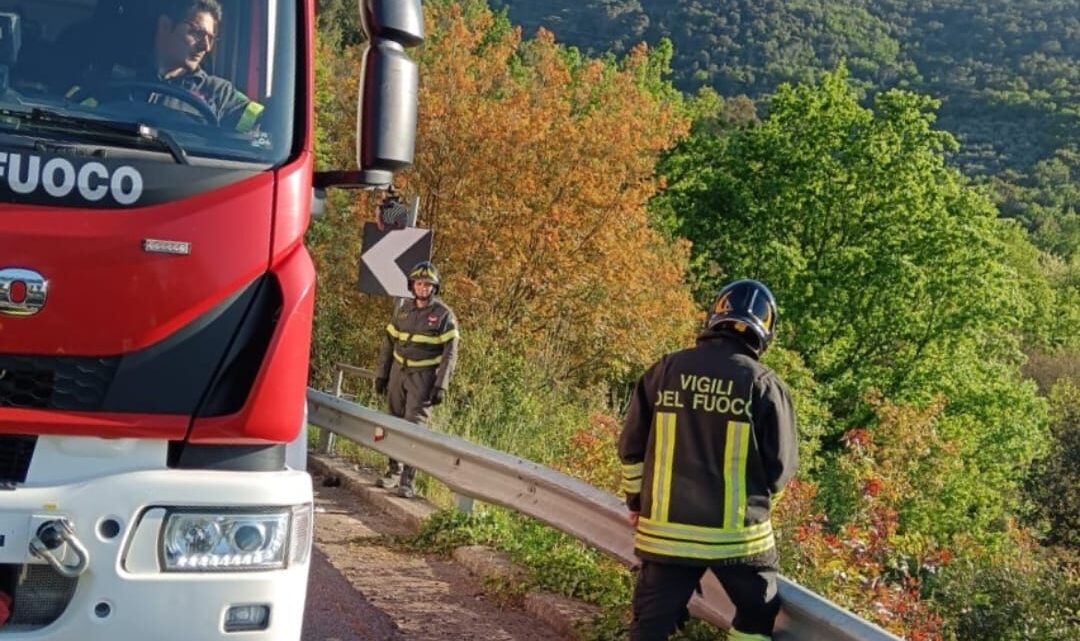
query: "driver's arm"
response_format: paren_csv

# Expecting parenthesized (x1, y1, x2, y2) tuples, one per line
(205, 75, 264, 133)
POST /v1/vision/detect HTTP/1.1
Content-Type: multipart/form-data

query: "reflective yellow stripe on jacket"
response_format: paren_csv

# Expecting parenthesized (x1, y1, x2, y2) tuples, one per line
(411, 329, 459, 344)
(235, 101, 264, 132)
(386, 322, 457, 369)
(724, 421, 752, 529)
(634, 516, 776, 561)
(621, 462, 643, 494)
(636, 413, 775, 561)
(392, 352, 442, 368)
(385, 324, 459, 345)
(650, 412, 677, 523)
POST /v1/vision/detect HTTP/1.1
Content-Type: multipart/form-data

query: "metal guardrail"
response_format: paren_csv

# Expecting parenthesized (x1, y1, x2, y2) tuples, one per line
(307, 387, 903, 641)
(315, 363, 376, 454)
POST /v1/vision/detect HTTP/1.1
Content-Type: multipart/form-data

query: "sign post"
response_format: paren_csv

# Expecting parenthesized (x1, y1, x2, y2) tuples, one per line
(322, 196, 429, 456)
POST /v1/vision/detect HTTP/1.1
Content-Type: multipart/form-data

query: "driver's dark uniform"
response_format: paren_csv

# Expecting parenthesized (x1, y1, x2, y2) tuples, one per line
(65, 66, 264, 132)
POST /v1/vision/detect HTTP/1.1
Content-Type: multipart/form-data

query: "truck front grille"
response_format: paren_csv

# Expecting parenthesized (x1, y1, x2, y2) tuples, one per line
(0, 354, 119, 411)
(0, 435, 36, 484)
(0, 564, 78, 628)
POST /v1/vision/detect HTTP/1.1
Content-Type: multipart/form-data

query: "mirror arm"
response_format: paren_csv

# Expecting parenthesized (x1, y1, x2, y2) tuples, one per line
(313, 170, 393, 190)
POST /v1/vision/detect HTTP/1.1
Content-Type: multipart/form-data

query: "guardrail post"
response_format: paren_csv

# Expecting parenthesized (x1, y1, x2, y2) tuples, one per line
(454, 493, 474, 514)
(317, 367, 347, 455)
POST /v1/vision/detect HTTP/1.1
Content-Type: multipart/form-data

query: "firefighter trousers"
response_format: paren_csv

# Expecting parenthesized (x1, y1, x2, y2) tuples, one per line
(384, 364, 437, 488)
(629, 560, 779, 641)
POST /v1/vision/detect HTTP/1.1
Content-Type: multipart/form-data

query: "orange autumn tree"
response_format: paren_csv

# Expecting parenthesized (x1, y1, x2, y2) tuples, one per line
(401, 0, 697, 384)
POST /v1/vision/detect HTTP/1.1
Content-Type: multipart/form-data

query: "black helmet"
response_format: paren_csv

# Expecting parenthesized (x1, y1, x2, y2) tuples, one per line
(407, 261, 440, 295)
(704, 279, 777, 353)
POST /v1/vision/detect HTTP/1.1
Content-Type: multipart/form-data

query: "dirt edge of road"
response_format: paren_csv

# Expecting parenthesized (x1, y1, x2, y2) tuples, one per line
(308, 453, 602, 640)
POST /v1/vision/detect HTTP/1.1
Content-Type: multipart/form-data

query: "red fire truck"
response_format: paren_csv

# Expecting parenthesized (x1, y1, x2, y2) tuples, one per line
(0, 0, 420, 638)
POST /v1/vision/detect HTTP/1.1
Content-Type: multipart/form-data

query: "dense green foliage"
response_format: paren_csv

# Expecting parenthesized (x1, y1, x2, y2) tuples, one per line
(653, 66, 1057, 543)
(927, 533, 1080, 641)
(493, 0, 1080, 176)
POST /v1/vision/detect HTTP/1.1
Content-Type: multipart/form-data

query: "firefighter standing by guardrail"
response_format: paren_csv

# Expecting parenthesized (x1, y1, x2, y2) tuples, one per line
(373, 261, 460, 498)
(618, 279, 799, 641)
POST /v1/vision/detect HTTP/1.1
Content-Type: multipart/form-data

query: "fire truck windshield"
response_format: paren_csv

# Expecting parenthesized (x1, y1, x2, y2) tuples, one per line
(0, 0, 297, 167)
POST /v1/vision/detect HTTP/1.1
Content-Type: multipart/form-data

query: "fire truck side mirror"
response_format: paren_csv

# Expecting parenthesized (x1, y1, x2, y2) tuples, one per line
(313, 0, 423, 191)
(354, 40, 418, 188)
(360, 0, 424, 48)
(357, 0, 424, 186)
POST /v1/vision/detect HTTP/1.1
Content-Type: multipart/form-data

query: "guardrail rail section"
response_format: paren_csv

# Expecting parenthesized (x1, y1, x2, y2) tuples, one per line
(308, 379, 903, 641)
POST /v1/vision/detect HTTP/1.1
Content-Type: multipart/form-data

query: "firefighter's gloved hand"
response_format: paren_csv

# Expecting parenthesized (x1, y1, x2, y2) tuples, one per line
(430, 387, 446, 405)
(374, 377, 388, 395)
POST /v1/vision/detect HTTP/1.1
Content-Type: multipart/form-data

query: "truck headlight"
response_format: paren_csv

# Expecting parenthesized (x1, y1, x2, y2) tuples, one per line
(161, 510, 290, 571)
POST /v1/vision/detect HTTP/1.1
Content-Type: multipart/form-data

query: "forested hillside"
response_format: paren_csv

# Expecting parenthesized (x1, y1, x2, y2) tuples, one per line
(491, 0, 1079, 176)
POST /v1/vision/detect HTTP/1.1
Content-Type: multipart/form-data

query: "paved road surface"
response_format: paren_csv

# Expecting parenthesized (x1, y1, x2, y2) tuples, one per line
(300, 477, 565, 641)
(304, 547, 402, 640)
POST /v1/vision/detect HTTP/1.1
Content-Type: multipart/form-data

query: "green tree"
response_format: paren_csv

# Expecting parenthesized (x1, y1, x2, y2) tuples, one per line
(656, 67, 1022, 413)
(653, 66, 1049, 540)
(315, 0, 365, 47)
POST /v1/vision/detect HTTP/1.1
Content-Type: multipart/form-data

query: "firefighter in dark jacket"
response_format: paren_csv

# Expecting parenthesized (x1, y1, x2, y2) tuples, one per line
(618, 279, 798, 641)
(374, 261, 460, 498)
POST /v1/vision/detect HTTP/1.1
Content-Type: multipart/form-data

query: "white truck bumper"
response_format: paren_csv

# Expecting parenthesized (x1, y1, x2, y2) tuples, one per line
(1, 442, 313, 641)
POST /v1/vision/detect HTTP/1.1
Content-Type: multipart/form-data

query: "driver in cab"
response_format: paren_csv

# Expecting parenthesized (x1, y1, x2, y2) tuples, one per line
(65, 0, 264, 133)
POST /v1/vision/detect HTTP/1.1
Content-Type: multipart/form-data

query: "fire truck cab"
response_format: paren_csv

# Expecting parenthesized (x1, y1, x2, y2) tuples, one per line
(0, 0, 421, 638)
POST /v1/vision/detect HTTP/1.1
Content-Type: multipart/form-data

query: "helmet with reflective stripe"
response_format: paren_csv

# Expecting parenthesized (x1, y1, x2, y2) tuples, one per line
(407, 261, 441, 295)
(704, 279, 777, 353)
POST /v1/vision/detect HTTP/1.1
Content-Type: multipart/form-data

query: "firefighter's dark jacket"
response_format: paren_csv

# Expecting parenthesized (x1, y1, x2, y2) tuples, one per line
(618, 329, 798, 566)
(375, 297, 459, 391)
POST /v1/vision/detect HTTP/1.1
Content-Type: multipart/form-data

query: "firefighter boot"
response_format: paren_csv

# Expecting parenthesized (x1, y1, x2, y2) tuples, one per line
(395, 465, 417, 499)
(375, 459, 403, 489)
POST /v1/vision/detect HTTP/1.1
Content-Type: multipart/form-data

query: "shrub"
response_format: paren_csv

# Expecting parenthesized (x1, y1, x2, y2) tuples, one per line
(1024, 378, 1080, 550)
(925, 528, 1080, 641)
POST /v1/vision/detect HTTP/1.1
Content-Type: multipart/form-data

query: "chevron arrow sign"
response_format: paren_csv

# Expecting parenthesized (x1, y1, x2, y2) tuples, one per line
(357, 222, 433, 298)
